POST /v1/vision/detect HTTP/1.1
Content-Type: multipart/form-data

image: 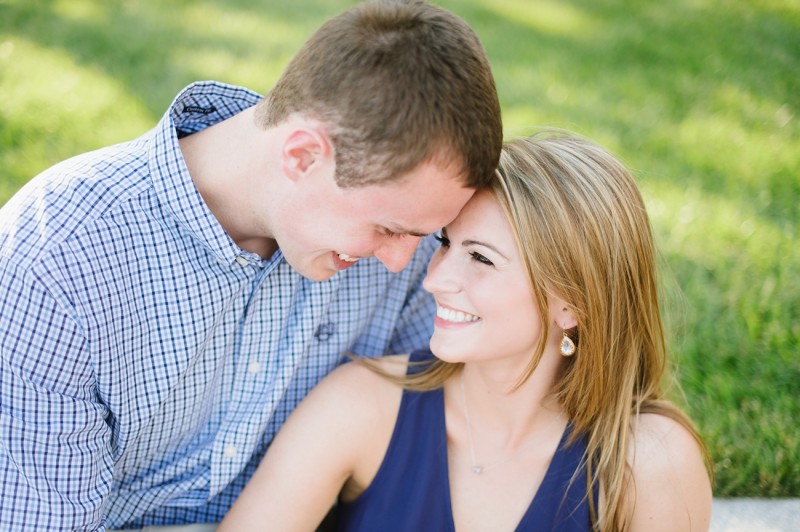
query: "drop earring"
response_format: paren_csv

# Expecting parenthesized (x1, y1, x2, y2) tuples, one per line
(560, 331, 576, 356)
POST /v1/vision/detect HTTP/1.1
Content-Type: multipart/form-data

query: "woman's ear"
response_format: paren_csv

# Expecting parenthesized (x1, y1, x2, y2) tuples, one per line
(281, 125, 333, 181)
(551, 298, 578, 331)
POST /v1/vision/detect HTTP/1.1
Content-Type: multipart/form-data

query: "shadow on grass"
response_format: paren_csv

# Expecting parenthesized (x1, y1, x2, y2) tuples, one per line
(0, 0, 350, 117)
(458, 0, 800, 224)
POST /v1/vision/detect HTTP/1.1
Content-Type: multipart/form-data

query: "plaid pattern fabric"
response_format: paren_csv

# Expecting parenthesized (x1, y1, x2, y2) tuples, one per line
(0, 81, 436, 530)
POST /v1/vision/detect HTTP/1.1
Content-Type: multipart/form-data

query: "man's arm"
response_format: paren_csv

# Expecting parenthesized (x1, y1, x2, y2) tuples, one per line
(0, 258, 113, 531)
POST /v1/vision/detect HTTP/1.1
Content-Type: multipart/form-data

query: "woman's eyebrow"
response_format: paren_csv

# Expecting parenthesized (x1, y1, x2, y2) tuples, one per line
(461, 239, 509, 261)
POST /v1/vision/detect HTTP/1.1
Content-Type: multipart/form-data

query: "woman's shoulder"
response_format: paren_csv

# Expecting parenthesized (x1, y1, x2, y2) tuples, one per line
(312, 354, 411, 427)
(626, 412, 713, 531)
(326, 353, 412, 389)
(629, 413, 705, 471)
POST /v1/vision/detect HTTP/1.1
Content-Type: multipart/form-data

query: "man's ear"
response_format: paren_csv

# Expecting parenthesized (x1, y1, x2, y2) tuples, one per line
(281, 126, 333, 181)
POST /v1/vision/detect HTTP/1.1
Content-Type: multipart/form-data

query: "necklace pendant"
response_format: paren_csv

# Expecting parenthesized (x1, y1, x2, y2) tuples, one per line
(472, 466, 483, 474)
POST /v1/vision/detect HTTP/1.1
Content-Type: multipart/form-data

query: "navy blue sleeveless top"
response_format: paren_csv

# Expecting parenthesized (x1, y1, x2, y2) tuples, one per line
(336, 349, 596, 531)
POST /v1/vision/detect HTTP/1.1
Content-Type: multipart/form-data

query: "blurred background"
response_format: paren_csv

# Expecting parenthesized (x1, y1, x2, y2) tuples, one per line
(1, 0, 797, 497)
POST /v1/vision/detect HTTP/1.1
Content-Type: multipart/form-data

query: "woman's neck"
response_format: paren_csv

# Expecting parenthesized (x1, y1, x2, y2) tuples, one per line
(457, 362, 562, 449)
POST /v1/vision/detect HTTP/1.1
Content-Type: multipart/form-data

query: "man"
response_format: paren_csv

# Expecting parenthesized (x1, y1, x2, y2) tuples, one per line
(0, 0, 502, 529)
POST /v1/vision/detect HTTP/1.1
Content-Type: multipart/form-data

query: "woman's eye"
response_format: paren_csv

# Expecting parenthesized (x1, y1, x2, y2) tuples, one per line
(434, 234, 450, 248)
(470, 251, 494, 266)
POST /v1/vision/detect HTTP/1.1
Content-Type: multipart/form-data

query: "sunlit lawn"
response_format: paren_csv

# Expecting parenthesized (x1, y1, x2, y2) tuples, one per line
(1, 0, 797, 497)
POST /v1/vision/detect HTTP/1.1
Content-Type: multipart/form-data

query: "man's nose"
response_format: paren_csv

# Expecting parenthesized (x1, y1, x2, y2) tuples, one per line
(373, 236, 422, 273)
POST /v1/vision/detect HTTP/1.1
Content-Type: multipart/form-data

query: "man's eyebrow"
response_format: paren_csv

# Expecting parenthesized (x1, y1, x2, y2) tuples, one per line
(462, 239, 509, 261)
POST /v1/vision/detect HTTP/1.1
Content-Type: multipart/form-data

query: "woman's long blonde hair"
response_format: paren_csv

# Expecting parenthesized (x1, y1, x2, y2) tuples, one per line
(366, 131, 709, 530)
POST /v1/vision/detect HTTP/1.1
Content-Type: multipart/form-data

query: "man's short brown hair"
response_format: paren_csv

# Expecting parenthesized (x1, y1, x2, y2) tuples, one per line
(255, 0, 502, 188)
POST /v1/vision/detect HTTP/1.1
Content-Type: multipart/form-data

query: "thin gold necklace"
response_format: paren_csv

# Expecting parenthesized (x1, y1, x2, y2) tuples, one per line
(459, 371, 562, 475)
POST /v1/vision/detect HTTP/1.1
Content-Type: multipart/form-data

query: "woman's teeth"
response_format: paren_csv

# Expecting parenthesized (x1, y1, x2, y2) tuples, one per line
(436, 306, 480, 323)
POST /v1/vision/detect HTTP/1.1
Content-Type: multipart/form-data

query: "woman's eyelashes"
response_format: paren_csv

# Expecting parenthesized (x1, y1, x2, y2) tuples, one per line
(469, 251, 494, 266)
(435, 231, 494, 267)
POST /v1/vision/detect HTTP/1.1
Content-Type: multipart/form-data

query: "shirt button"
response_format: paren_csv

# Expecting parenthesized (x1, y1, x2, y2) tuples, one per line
(248, 361, 262, 374)
(223, 445, 237, 458)
(235, 256, 249, 266)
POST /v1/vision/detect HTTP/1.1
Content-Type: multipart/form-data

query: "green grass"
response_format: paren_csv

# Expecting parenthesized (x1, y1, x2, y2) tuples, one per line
(1, 0, 797, 497)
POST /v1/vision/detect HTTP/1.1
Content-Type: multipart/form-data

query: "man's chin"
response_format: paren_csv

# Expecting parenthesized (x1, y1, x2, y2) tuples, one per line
(285, 252, 346, 281)
(293, 261, 338, 282)
(306, 270, 337, 282)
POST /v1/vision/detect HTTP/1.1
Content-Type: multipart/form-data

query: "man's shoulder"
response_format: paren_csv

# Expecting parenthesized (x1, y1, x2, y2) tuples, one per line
(0, 139, 154, 268)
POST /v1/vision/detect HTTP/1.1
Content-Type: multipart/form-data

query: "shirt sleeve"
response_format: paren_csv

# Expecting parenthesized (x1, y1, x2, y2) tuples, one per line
(0, 258, 113, 531)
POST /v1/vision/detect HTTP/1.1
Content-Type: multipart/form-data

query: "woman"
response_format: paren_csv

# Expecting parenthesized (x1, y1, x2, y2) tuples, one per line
(220, 132, 713, 531)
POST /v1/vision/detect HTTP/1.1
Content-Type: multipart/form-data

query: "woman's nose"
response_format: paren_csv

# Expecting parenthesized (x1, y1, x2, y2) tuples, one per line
(422, 248, 459, 294)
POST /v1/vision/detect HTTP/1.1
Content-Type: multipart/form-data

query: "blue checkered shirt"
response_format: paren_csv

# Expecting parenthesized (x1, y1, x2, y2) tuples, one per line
(0, 81, 436, 530)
